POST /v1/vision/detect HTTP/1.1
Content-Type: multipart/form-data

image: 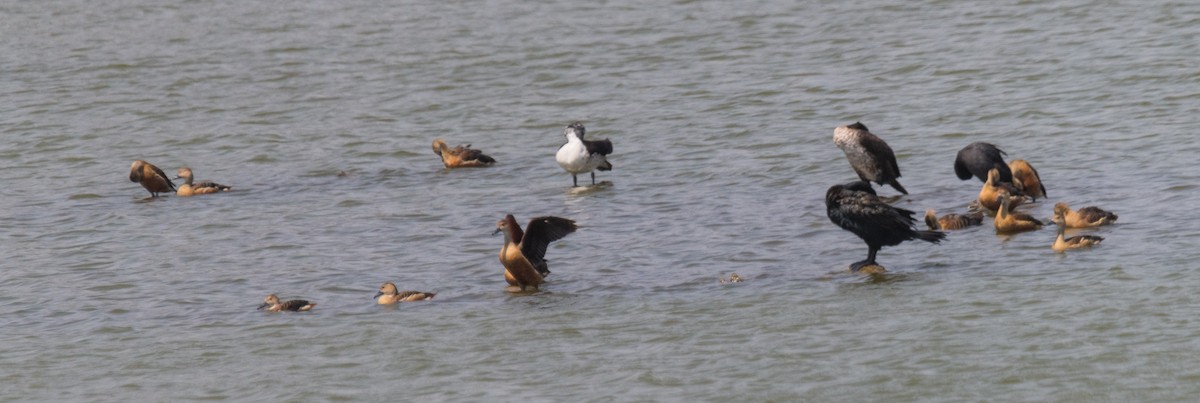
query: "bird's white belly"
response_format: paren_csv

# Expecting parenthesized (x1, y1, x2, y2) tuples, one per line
(556, 144, 598, 174)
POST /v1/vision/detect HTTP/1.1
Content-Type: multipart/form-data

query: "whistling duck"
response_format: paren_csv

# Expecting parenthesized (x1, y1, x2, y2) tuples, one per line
(257, 294, 315, 312)
(1008, 159, 1046, 200)
(994, 193, 1043, 234)
(826, 181, 945, 271)
(1051, 211, 1105, 252)
(555, 122, 613, 187)
(833, 122, 908, 194)
(979, 168, 1027, 212)
(374, 282, 436, 304)
(924, 209, 984, 230)
(1052, 202, 1118, 228)
(129, 160, 175, 197)
(432, 139, 496, 168)
(494, 214, 578, 292)
(174, 167, 231, 197)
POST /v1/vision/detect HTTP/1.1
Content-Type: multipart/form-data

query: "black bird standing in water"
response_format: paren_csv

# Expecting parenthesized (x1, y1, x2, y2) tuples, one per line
(954, 142, 1014, 184)
(826, 181, 946, 271)
(832, 122, 908, 195)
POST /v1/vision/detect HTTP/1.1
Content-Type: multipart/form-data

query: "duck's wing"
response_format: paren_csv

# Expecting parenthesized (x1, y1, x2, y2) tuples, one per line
(519, 216, 578, 269)
(460, 147, 496, 164)
(148, 164, 177, 190)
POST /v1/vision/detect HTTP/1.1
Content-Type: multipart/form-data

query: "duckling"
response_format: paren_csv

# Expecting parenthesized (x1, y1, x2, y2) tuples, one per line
(1052, 202, 1118, 228)
(1051, 211, 1104, 252)
(432, 139, 496, 168)
(924, 209, 983, 230)
(374, 282, 436, 304)
(174, 167, 231, 197)
(129, 160, 176, 197)
(257, 294, 315, 312)
(978, 168, 1028, 212)
(494, 214, 578, 292)
(1008, 159, 1047, 200)
(994, 193, 1044, 234)
(719, 273, 744, 284)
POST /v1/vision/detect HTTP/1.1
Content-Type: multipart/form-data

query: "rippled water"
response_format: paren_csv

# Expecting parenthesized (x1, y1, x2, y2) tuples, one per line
(3, 0, 1200, 400)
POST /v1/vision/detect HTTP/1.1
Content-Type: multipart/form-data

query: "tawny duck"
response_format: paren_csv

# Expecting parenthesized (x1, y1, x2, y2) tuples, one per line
(994, 193, 1044, 234)
(1051, 211, 1104, 252)
(832, 122, 908, 195)
(1008, 159, 1047, 200)
(174, 167, 231, 197)
(494, 214, 578, 292)
(129, 160, 176, 197)
(978, 168, 1027, 212)
(374, 282, 436, 304)
(924, 209, 983, 230)
(825, 181, 945, 271)
(1052, 202, 1118, 228)
(257, 294, 315, 312)
(432, 139, 496, 168)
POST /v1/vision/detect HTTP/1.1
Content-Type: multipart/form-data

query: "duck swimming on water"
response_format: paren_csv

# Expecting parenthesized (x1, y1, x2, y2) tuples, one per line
(374, 282, 436, 304)
(432, 139, 496, 168)
(1052, 210, 1104, 252)
(924, 209, 983, 230)
(825, 181, 945, 271)
(1008, 159, 1046, 200)
(129, 160, 175, 197)
(555, 122, 613, 187)
(174, 167, 231, 196)
(955, 142, 1014, 184)
(993, 192, 1043, 234)
(494, 214, 578, 292)
(832, 122, 908, 195)
(1052, 202, 1117, 228)
(257, 294, 315, 312)
(978, 168, 1027, 212)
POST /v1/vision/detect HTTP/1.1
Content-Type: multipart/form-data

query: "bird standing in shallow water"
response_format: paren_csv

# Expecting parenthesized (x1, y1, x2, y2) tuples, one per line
(555, 122, 613, 187)
(129, 160, 175, 197)
(832, 122, 908, 195)
(374, 282, 435, 304)
(432, 139, 496, 168)
(257, 294, 315, 312)
(825, 181, 945, 271)
(174, 167, 231, 196)
(494, 214, 578, 292)
(955, 142, 1014, 184)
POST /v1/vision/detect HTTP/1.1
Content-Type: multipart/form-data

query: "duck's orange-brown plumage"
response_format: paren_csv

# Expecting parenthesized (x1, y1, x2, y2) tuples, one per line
(129, 160, 176, 197)
(374, 282, 435, 304)
(494, 214, 577, 292)
(1008, 159, 1047, 201)
(1052, 212, 1104, 252)
(432, 139, 496, 168)
(174, 167, 231, 197)
(924, 209, 983, 230)
(994, 193, 1044, 234)
(979, 168, 1027, 212)
(1052, 202, 1117, 228)
(257, 294, 315, 312)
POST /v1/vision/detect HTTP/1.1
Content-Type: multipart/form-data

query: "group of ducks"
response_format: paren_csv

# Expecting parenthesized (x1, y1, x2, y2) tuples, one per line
(130, 123, 616, 312)
(827, 122, 1117, 271)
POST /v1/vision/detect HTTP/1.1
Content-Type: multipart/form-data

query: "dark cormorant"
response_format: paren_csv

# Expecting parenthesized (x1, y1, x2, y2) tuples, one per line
(833, 122, 908, 195)
(954, 142, 1014, 184)
(825, 181, 945, 271)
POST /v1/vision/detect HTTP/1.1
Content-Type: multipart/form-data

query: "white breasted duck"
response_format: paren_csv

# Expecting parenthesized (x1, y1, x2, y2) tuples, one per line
(832, 122, 908, 195)
(493, 214, 578, 292)
(555, 122, 613, 187)
(257, 294, 315, 312)
(129, 160, 176, 197)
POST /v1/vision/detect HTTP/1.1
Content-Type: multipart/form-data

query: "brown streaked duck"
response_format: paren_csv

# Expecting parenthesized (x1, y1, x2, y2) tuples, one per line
(493, 214, 578, 292)
(374, 282, 436, 304)
(978, 168, 1027, 212)
(1052, 202, 1117, 228)
(257, 294, 315, 312)
(129, 160, 176, 197)
(719, 273, 744, 284)
(174, 167, 231, 197)
(994, 192, 1044, 234)
(832, 122, 908, 195)
(1052, 211, 1104, 252)
(432, 139, 496, 168)
(1008, 159, 1047, 200)
(924, 209, 983, 230)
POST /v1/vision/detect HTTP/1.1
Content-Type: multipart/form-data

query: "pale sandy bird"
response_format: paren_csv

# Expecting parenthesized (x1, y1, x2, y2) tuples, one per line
(174, 167, 231, 196)
(374, 282, 436, 304)
(1051, 211, 1104, 252)
(993, 192, 1043, 234)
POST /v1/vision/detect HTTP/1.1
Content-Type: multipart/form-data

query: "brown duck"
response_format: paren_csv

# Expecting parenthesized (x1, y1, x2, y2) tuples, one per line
(174, 167, 231, 196)
(994, 192, 1044, 234)
(1051, 211, 1104, 252)
(129, 160, 176, 197)
(1052, 202, 1117, 228)
(432, 139, 496, 168)
(1008, 159, 1047, 200)
(257, 294, 315, 312)
(493, 214, 578, 292)
(924, 209, 984, 230)
(374, 282, 436, 304)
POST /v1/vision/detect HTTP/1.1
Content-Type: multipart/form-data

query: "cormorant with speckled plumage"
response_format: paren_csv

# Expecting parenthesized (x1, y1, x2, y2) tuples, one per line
(833, 122, 908, 195)
(826, 181, 945, 271)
